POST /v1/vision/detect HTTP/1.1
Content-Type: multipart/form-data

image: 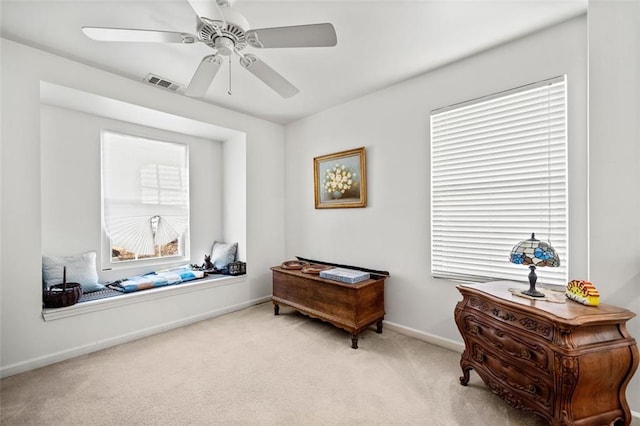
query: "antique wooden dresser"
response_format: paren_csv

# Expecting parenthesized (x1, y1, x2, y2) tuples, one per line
(454, 281, 638, 425)
(271, 265, 387, 349)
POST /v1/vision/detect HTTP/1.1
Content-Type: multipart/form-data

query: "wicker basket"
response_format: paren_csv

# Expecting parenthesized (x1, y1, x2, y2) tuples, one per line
(43, 282, 82, 308)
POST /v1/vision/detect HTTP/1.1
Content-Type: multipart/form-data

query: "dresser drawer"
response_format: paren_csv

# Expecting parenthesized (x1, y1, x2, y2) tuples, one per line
(462, 314, 551, 375)
(467, 295, 554, 342)
(470, 341, 553, 415)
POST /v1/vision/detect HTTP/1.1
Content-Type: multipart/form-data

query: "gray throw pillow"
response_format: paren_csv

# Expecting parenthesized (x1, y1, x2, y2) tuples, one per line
(210, 241, 238, 269)
(42, 251, 105, 293)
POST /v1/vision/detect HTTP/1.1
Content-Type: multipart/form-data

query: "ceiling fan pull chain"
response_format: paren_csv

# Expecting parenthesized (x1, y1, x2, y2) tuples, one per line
(228, 59, 232, 95)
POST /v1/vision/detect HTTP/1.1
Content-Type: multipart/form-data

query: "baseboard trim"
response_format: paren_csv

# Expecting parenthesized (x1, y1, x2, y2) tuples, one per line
(383, 320, 464, 353)
(1, 295, 271, 379)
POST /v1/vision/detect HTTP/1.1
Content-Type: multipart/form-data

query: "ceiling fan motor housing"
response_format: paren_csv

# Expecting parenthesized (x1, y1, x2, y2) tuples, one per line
(198, 7, 249, 53)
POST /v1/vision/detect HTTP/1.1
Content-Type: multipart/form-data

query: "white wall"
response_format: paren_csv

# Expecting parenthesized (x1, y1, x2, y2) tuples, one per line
(0, 38, 285, 375)
(588, 0, 640, 411)
(286, 15, 588, 338)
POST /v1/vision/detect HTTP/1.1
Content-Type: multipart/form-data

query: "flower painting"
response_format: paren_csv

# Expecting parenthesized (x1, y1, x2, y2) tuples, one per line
(324, 163, 355, 198)
(314, 147, 366, 208)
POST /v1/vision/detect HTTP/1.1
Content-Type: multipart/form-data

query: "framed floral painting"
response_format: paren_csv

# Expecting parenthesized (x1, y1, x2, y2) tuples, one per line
(314, 147, 367, 209)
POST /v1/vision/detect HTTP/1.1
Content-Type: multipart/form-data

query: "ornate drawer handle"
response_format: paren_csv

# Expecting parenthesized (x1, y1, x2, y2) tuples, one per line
(521, 349, 532, 359)
(471, 325, 481, 335)
(474, 353, 486, 363)
(528, 384, 537, 394)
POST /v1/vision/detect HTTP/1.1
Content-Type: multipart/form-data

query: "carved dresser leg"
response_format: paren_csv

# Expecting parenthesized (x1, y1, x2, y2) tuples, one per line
(351, 335, 359, 349)
(459, 365, 472, 386)
(273, 303, 280, 316)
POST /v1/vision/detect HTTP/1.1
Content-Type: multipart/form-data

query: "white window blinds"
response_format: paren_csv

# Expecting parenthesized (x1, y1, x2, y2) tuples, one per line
(430, 76, 568, 285)
(102, 131, 189, 261)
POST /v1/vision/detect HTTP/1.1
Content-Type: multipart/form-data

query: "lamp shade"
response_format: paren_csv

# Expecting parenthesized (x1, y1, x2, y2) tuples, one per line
(509, 233, 560, 268)
(509, 234, 560, 267)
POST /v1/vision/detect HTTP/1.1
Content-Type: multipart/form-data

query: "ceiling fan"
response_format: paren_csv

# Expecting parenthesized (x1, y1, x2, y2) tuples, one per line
(81, 0, 337, 98)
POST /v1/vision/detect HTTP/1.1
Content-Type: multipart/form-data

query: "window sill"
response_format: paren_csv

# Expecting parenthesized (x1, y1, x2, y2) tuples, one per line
(42, 275, 246, 321)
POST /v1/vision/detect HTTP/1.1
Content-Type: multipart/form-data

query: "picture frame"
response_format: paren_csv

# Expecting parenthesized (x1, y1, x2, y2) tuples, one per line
(314, 147, 367, 209)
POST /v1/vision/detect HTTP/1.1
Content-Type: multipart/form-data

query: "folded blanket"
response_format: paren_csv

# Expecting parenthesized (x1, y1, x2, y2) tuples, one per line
(109, 269, 205, 293)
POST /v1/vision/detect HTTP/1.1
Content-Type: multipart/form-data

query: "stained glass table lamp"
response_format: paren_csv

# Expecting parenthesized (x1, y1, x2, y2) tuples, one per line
(509, 233, 560, 297)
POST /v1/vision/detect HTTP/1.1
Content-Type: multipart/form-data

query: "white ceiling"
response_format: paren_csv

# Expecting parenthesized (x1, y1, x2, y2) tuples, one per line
(1, 0, 587, 124)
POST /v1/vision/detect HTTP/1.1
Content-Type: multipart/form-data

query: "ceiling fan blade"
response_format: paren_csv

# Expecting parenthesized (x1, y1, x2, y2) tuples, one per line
(187, 0, 225, 25)
(239, 54, 299, 98)
(82, 27, 197, 43)
(185, 55, 223, 97)
(246, 23, 337, 49)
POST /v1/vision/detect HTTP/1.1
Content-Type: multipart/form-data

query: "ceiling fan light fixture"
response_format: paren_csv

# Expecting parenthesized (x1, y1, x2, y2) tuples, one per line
(214, 36, 235, 56)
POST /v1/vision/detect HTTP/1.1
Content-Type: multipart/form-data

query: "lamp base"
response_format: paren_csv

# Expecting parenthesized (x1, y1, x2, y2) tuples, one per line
(521, 265, 545, 298)
(522, 288, 545, 298)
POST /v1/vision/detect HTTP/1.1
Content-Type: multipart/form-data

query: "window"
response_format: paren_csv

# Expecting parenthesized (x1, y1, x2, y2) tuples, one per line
(430, 76, 568, 285)
(101, 131, 190, 269)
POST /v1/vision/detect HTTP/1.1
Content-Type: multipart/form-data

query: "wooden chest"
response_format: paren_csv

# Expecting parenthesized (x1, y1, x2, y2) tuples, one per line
(271, 266, 386, 349)
(455, 281, 638, 425)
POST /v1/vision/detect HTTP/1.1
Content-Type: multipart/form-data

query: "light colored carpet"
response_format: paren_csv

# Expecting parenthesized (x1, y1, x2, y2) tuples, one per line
(1, 302, 547, 425)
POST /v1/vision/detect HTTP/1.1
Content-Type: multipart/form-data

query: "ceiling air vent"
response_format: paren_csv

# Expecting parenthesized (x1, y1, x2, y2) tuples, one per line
(144, 74, 182, 91)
